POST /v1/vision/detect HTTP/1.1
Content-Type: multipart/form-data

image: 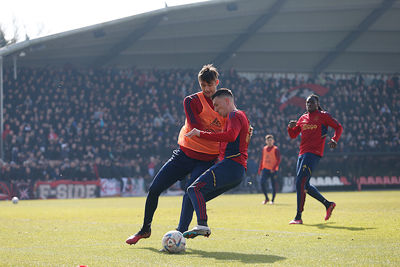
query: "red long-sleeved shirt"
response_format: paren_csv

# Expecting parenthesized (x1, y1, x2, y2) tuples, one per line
(200, 110, 250, 169)
(288, 110, 343, 157)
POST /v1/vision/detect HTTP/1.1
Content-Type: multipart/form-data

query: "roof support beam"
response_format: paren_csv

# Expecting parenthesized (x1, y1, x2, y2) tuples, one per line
(313, 0, 396, 75)
(91, 14, 165, 67)
(212, 0, 287, 67)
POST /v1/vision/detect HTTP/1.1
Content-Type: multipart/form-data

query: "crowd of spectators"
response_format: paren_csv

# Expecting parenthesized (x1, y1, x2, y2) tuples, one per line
(1, 66, 399, 189)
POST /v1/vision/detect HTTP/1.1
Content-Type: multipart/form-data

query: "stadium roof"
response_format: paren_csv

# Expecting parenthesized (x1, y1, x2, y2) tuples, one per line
(1, 0, 400, 74)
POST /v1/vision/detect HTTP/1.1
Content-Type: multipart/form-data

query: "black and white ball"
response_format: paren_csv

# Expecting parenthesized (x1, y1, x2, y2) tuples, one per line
(161, 230, 186, 253)
(12, 196, 19, 204)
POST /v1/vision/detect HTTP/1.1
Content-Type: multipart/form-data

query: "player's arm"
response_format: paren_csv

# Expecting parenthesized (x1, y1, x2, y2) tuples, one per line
(186, 113, 241, 142)
(287, 119, 301, 138)
(273, 148, 281, 172)
(183, 95, 203, 129)
(324, 113, 343, 148)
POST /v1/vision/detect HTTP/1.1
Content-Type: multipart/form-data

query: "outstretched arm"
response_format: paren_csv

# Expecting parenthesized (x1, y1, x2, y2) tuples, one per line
(186, 114, 242, 142)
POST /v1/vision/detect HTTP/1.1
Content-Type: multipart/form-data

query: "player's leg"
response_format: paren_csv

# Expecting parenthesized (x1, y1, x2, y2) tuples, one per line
(290, 154, 308, 224)
(184, 159, 244, 238)
(176, 159, 215, 233)
(260, 169, 270, 204)
(302, 153, 336, 220)
(126, 149, 193, 245)
(271, 172, 277, 203)
(184, 169, 214, 238)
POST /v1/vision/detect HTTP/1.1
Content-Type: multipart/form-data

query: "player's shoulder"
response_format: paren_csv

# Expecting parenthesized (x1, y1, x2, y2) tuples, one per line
(229, 110, 249, 124)
(229, 109, 245, 118)
(319, 110, 333, 117)
(183, 92, 201, 104)
(184, 92, 200, 100)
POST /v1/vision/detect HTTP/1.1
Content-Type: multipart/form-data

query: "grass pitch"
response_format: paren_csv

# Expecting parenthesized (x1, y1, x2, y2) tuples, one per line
(1, 191, 400, 266)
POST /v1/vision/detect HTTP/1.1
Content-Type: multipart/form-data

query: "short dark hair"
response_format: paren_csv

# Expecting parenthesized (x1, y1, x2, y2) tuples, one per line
(198, 64, 219, 83)
(212, 88, 233, 100)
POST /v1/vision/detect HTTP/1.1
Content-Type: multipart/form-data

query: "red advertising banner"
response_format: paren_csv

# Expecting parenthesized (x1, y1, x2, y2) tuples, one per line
(356, 176, 400, 191)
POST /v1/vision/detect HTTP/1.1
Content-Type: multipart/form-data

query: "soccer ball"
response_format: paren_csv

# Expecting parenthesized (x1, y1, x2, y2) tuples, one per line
(12, 196, 19, 204)
(161, 230, 186, 253)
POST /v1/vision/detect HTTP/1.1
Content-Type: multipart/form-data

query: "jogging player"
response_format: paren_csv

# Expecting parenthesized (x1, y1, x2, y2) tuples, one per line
(287, 94, 343, 224)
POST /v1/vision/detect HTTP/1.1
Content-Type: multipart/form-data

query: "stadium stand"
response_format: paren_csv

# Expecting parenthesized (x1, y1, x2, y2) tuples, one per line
(1, 67, 399, 192)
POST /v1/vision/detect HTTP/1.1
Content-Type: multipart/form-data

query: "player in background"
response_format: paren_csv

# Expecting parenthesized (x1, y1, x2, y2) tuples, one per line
(182, 88, 251, 238)
(258, 134, 281, 204)
(287, 94, 343, 224)
(126, 64, 226, 245)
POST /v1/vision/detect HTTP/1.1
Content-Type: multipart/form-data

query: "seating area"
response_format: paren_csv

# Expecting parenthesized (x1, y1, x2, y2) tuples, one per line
(1, 67, 399, 186)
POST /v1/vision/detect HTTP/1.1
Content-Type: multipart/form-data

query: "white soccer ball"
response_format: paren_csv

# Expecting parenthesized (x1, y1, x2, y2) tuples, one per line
(161, 230, 186, 253)
(12, 196, 19, 204)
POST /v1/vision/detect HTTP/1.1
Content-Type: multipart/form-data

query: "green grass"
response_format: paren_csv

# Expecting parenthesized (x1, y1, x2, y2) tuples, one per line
(1, 191, 400, 266)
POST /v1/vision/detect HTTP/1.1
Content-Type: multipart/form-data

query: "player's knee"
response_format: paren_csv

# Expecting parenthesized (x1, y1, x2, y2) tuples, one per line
(148, 185, 163, 196)
(304, 183, 311, 190)
(186, 185, 195, 195)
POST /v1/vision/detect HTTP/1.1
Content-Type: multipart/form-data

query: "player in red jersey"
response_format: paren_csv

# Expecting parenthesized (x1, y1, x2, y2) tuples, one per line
(182, 88, 251, 238)
(287, 94, 343, 224)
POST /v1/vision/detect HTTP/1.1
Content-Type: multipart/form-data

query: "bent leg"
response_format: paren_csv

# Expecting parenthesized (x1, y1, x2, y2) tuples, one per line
(142, 150, 192, 229)
(177, 160, 215, 232)
(187, 159, 245, 226)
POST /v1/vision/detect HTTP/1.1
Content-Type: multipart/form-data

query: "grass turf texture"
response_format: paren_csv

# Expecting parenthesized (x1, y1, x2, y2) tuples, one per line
(1, 191, 399, 266)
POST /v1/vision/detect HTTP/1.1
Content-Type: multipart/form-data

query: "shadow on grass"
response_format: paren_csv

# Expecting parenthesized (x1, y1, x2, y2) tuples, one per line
(305, 222, 375, 231)
(142, 247, 286, 264)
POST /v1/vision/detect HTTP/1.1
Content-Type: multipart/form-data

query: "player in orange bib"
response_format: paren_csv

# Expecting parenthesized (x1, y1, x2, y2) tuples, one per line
(126, 64, 226, 245)
(258, 134, 281, 204)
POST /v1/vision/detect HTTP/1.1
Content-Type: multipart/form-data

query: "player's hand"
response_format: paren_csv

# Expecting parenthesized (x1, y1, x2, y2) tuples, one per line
(328, 139, 337, 149)
(185, 128, 200, 138)
(288, 120, 297, 128)
(249, 125, 254, 137)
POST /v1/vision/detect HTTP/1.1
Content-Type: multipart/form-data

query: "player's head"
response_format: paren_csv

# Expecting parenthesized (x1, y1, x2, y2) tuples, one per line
(306, 94, 323, 112)
(198, 64, 219, 98)
(211, 88, 234, 117)
(265, 134, 274, 146)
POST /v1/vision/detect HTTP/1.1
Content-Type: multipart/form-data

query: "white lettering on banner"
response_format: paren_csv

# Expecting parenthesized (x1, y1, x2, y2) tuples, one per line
(74, 184, 85, 198)
(35, 180, 99, 199)
(57, 184, 67, 199)
(86, 185, 97, 198)
(39, 184, 51, 199)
